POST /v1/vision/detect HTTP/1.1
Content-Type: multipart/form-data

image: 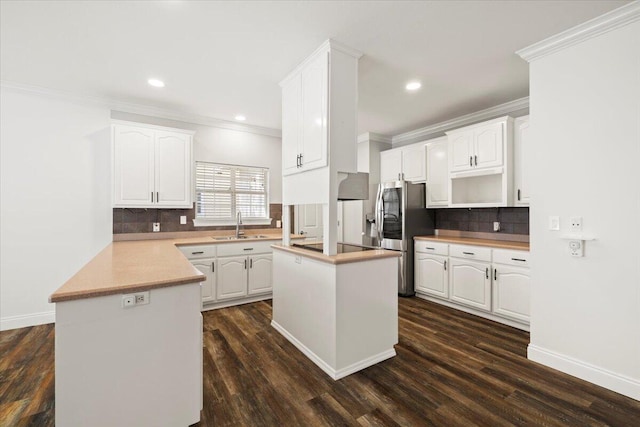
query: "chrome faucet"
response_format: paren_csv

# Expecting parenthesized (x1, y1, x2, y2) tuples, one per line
(235, 211, 244, 238)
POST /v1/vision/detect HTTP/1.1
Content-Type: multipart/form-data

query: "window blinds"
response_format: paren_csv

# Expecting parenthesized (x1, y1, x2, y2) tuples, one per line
(195, 162, 268, 220)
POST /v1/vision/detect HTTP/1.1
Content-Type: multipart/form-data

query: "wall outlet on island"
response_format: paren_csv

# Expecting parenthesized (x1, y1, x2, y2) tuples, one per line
(153, 222, 160, 232)
(493, 222, 500, 232)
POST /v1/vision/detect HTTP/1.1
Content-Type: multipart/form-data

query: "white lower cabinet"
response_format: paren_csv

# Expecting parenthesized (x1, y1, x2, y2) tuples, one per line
(217, 256, 249, 300)
(414, 240, 530, 329)
(191, 258, 216, 303)
(180, 241, 276, 309)
(248, 254, 273, 295)
(449, 257, 491, 311)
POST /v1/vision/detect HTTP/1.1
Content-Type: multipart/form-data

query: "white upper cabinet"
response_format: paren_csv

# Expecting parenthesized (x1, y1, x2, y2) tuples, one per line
(113, 125, 155, 206)
(113, 122, 194, 209)
(448, 118, 507, 173)
(425, 137, 449, 207)
(380, 149, 403, 182)
(281, 50, 329, 176)
(379, 143, 427, 183)
(514, 116, 530, 206)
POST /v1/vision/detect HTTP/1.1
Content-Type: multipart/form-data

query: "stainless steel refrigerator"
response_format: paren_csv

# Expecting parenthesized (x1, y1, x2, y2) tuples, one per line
(375, 180, 435, 296)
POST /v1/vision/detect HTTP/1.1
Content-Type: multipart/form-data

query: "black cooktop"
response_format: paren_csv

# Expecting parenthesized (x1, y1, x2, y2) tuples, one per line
(292, 242, 377, 254)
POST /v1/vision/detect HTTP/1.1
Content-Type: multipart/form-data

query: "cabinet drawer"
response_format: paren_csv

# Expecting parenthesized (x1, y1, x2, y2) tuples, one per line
(449, 244, 491, 262)
(178, 245, 217, 259)
(492, 249, 530, 267)
(414, 240, 448, 255)
(216, 240, 273, 257)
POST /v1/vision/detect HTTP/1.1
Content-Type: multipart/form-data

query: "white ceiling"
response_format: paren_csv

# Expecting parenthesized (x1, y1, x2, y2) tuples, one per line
(0, 1, 628, 136)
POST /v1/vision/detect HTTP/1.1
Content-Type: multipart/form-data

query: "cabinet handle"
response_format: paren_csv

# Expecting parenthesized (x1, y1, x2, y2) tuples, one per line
(444, 260, 447, 271)
(156, 192, 159, 202)
(469, 156, 472, 167)
(426, 247, 435, 250)
(244, 259, 247, 269)
(243, 248, 254, 251)
(517, 189, 521, 201)
(462, 251, 475, 255)
(296, 154, 300, 168)
(250, 258, 253, 268)
(212, 262, 215, 272)
(299, 153, 303, 167)
(474, 155, 477, 166)
(511, 258, 526, 262)
(494, 268, 497, 281)
(191, 251, 204, 255)
(486, 267, 489, 279)
(151, 192, 154, 202)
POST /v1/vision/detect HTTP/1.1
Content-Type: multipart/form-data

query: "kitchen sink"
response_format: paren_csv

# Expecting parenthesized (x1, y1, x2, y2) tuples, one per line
(211, 235, 271, 241)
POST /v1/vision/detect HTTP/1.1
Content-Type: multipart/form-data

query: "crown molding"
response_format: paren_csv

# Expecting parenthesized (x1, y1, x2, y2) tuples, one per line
(391, 97, 529, 145)
(517, 1, 640, 62)
(0, 80, 282, 138)
(357, 132, 392, 145)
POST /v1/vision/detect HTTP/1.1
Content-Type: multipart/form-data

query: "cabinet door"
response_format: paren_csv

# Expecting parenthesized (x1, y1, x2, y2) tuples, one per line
(448, 131, 474, 173)
(401, 145, 426, 182)
(415, 254, 448, 298)
(113, 125, 155, 207)
(380, 149, 403, 182)
(493, 264, 530, 323)
(474, 122, 503, 169)
(299, 51, 328, 172)
(155, 131, 192, 207)
(248, 254, 273, 295)
(217, 256, 248, 300)
(514, 118, 530, 206)
(449, 258, 491, 311)
(282, 73, 301, 176)
(426, 138, 449, 207)
(191, 259, 216, 304)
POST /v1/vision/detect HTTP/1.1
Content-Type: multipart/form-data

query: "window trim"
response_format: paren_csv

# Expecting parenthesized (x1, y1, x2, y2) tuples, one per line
(193, 161, 271, 227)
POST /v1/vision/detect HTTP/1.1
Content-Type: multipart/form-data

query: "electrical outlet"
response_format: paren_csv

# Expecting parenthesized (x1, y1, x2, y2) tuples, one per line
(493, 222, 500, 232)
(122, 291, 149, 308)
(295, 255, 302, 264)
(180, 216, 187, 225)
(570, 217, 582, 232)
(569, 240, 584, 257)
(153, 222, 160, 232)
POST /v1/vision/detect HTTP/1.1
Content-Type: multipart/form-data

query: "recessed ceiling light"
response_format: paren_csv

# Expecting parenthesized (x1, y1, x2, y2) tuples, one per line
(406, 81, 422, 91)
(235, 115, 246, 121)
(147, 78, 165, 88)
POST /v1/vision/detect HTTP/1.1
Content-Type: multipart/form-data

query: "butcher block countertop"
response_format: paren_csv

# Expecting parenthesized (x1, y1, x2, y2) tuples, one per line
(50, 231, 298, 303)
(414, 235, 530, 251)
(271, 243, 401, 265)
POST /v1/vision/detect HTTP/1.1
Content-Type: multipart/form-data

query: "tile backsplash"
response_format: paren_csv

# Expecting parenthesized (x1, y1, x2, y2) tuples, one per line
(113, 203, 291, 234)
(434, 207, 529, 235)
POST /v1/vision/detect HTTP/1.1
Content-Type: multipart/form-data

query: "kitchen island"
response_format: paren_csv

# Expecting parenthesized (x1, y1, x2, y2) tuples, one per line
(271, 243, 400, 380)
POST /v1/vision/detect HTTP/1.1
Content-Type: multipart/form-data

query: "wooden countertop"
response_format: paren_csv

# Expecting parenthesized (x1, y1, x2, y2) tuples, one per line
(271, 244, 401, 265)
(414, 235, 530, 251)
(50, 232, 300, 303)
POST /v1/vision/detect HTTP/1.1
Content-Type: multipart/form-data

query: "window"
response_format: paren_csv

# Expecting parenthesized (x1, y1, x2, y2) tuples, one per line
(195, 162, 269, 224)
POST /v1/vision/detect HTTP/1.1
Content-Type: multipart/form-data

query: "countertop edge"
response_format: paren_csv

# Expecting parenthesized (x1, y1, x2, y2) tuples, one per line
(49, 274, 204, 303)
(414, 236, 530, 251)
(271, 244, 401, 265)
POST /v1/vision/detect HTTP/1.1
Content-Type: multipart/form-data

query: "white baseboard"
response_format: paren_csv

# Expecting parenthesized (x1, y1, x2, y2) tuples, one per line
(271, 320, 396, 380)
(0, 311, 55, 331)
(201, 293, 271, 311)
(528, 344, 640, 401)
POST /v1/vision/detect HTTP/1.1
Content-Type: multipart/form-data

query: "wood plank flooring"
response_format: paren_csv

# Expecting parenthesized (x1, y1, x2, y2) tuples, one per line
(1, 297, 639, 426)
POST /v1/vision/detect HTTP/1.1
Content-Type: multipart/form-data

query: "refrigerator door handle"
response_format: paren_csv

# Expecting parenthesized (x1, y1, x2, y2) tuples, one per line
(375, 185, 384, 245)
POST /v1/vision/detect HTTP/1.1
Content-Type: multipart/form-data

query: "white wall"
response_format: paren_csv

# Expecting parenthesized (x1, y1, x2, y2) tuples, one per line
(527, 20, 640, 399)
(0, 88, 113, 330)
(111, 112, 283, 202)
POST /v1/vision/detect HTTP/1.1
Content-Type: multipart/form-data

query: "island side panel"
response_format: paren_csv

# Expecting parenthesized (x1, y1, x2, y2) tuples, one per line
(55, 283, 202, 427)
(335, 257, 399, 373)
(272, 249, 337, 371)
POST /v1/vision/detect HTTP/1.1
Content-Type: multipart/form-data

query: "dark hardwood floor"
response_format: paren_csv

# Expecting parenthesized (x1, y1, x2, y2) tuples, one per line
(1, 298, 639, 426)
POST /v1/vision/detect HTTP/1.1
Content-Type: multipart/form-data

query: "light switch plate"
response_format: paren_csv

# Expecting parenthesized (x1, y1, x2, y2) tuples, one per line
(549, 216, 560, 231)
(180, 216, 187, 225)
